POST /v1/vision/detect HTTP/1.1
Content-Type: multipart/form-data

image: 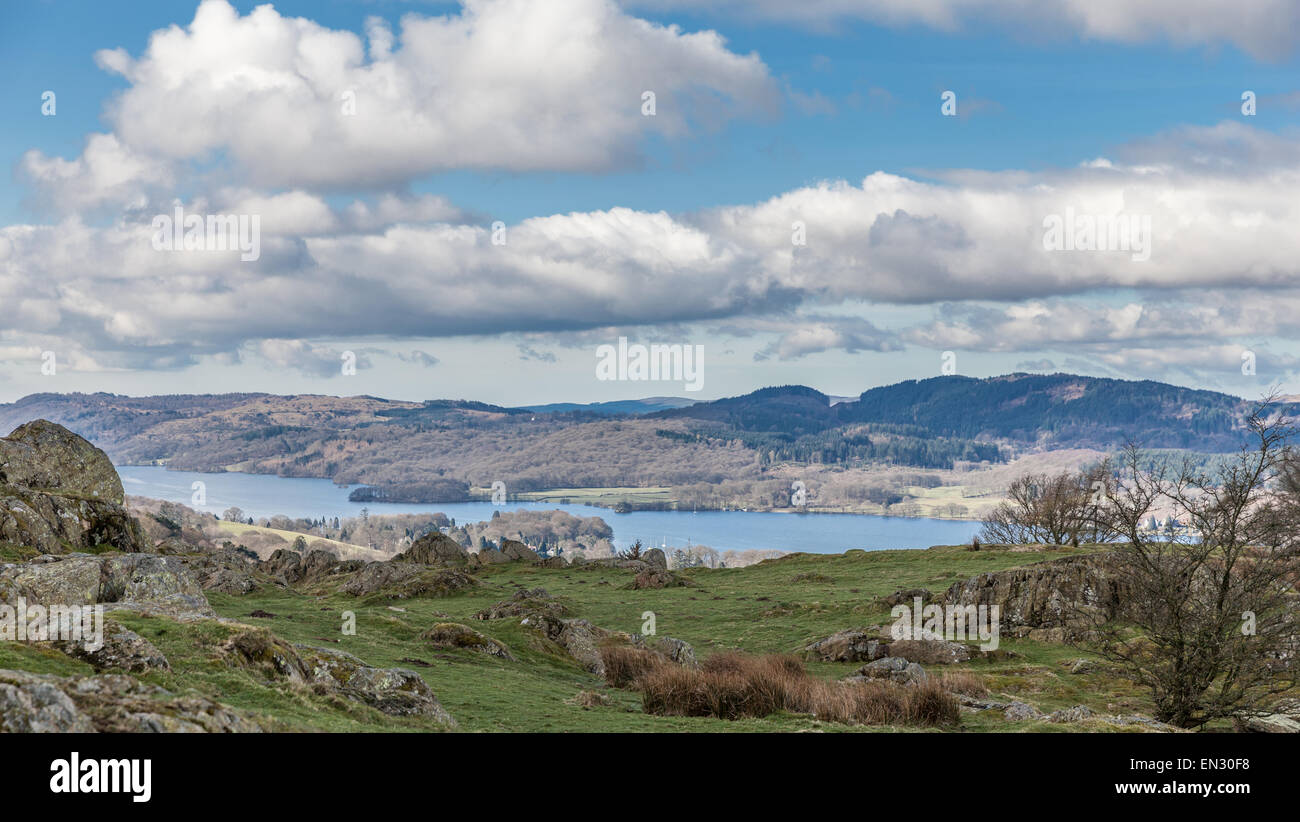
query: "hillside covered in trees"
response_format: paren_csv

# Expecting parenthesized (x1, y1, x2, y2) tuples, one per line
(0, 374, 1276, 506)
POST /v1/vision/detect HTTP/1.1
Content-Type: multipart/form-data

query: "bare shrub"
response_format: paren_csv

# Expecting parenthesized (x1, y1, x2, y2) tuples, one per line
(638, 652, 960, 727)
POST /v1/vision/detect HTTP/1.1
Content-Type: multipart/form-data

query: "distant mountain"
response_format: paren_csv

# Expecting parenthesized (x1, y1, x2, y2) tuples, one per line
(658, 373, 1280, 452)
(0, 374, 1281, 494)
(516, 397, 697, 416)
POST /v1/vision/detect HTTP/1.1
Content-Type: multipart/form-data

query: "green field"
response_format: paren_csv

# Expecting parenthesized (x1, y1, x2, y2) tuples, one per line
(2, 543, 1170, 732)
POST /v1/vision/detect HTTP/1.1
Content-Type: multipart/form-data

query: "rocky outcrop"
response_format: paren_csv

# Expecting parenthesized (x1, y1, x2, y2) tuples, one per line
(0, 668, 262, 732)
(54, 621, 170, 673)
(179, 547, 262, 594)
(886, 639, 975, 665)
(219, 628, 455, 723)
(643, 548, 668, 571)
(803, 629, 888, 663)
(629, 569, 691, 589)
(498, 539, 539, 564)
(0, 553, 214, 619)
(851, 656, 927, 685)
(944, 554, 1122, 631)
(474, 547, 510, 565)
(396, 532, 469, 565)
(336, 562, 476, 599)
(0, 420, 146, 554)
(421, 622, 515, 660)
(473, 588, 569, 620)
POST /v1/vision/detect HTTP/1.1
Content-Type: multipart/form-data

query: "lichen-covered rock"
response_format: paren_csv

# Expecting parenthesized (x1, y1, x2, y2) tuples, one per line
(944, 554, 1122, 631)
(337, 562, 477, 599)
(642, 548, 668, 571)
(295, 646, 456, 724)
(521, 615, 614, 676)
(473, 587, 568, 620)
(629, 569, 691, 590)
(0, 668, 262, 732)
(421, 622, 515, 660)
(179, 548, 260, 594)
(474, 547, 510, 565)
(0, 553, 213, 619)
(853, 656, 928, 685)
(396, 532, 469, 565)
(1004, 701, 1044, 721)
(803, 629, 887, 663)
(54, 622, 170, 673)
(0, 420, 124, 502)
(886, 639, 975, 665)
(0, 421, 146, 554)
(499, 539, 539, 564)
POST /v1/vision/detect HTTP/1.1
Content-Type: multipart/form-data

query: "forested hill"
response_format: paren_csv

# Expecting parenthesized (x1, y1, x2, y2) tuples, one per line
(657, 374, 1281, 452)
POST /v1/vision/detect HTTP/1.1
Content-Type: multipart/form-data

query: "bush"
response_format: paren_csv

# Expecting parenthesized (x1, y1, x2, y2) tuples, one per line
(637, 652, 960, 727)
(937, 670, 987, 697)
(600, 644, 669, 688)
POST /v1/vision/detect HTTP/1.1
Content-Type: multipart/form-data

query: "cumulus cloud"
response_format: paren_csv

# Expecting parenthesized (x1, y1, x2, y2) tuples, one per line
(8, 121, 1300, 368)
(632, 0, 1300, 60)
(52, 0, 776, 196)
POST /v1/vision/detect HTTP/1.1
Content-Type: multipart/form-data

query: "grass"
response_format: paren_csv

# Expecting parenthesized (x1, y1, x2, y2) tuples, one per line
(0, 542, 1188, 732)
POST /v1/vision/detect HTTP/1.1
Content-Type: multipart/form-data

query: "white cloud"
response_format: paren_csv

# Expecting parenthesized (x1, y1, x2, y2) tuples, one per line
(632, 0, 1300, 60)
(57, 0, 776, 195)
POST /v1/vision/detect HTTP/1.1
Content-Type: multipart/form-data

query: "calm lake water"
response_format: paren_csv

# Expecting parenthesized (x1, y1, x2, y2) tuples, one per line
(118, 465, 980, 555)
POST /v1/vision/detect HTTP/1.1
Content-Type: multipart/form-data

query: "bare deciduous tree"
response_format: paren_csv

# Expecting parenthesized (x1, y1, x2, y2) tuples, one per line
(979, 465, 1115, 546)
(1084, 401, 1300, 729)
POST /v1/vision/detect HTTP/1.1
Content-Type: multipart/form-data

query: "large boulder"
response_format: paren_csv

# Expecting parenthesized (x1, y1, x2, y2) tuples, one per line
(421, 622, 515, 660)
(642, 548, 668, 571)
(0, 420, 123, 502)
(0, 668, 262, 732)
(336, 562, 476, 599)
(803, 629, 888, 663)
(0, 553, 214, 619)
(396, 532, 469, 566)
(499, 539, 539, 564)
(54, 622, 170, 673)
(0, 420, 146, 554)
(944, 554, 1122, 631)
(473, 587, 568, 620)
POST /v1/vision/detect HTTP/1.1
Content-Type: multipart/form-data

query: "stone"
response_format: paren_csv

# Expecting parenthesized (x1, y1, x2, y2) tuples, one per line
(499, 539, 539, 563)
(420, 622, 515, 660)
(337, 562, 476, 599)
(856, 656, 927, 684)
(886, 639, 975, 665)
(1004, 701, 1044, 721)
(642, 548, 668, 571)
(0, 421, 146, 554)
(0, 668, 261, 733)
(1048, 705, 1095, 723)
(54, 622, 170, 673)
(396, 532, 469, 565)
(475, 547, 510, 564)
(295, 645, 456, 723)
(0, 553, 214, 619)
(803, 629, 888, 663)
(945, 554, 1122, 631)
(473, 588, 568, 620)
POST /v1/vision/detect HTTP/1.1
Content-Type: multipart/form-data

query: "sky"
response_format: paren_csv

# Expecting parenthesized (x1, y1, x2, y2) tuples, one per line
(4, 0, 1300, 406)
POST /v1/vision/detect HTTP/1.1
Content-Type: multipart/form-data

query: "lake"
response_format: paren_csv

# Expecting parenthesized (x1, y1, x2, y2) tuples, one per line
(118, 465, 981, 555)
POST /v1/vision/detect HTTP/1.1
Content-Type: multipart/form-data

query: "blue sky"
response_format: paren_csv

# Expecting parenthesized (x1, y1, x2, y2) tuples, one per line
(3, 0, 1300, 405)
